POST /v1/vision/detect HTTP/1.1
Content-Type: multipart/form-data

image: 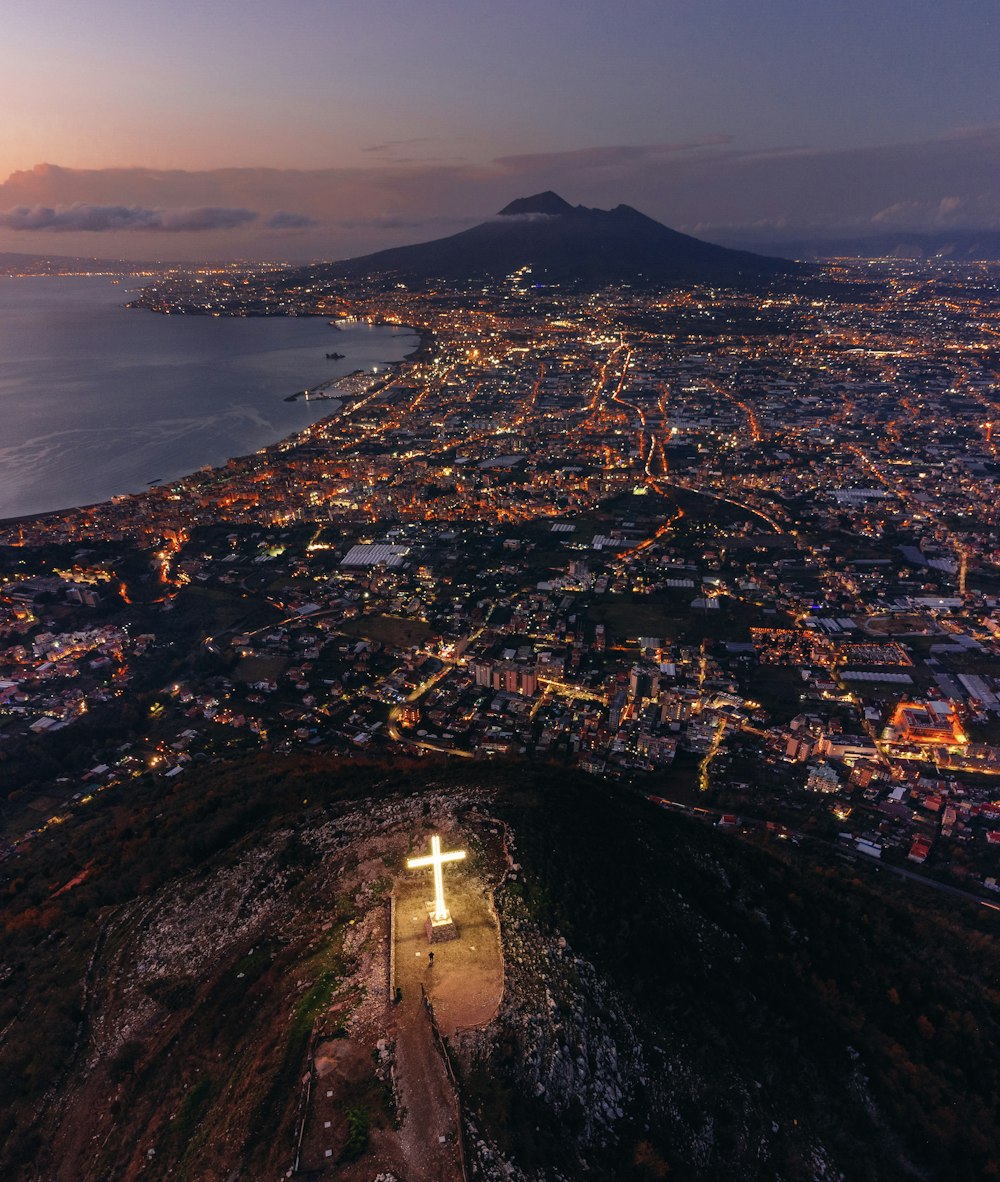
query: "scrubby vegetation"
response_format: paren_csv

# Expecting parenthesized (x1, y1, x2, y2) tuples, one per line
(489, 772, 1000, 1181)
(0, 753, 403, 1174)
(1, 755, 998, 1180)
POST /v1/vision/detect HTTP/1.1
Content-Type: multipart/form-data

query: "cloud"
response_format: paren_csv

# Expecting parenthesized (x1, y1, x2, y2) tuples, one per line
(871, 200, 923, 225)
(4, 126, 1000, 259)
(488, 212, 558, 223)
(264, 210, 318, 230)
(868, 193, 1000, 231)
(154, 207, 259, 231)
(0, 202, 258, 232)
(362, 137, 440, 154)
(331, 213, 477, 232)
(494, 136, 735, 173)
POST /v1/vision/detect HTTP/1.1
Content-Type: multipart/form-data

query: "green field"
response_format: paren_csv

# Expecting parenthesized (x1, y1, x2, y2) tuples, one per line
(233, 654, 289, 683)
(340, 613, 434, 649)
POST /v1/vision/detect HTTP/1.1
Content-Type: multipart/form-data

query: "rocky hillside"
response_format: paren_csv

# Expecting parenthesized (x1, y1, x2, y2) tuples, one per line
(1, 757, 998, 1180)
(458, 780, 1000, 1180)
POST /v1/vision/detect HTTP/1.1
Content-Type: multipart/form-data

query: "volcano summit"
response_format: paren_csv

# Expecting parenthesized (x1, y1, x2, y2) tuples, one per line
(324, 191, 807, 288)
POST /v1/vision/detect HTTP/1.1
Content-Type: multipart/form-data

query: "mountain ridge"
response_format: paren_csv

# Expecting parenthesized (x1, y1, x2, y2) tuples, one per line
(730, 229, 1000, 262)
(320, 191, 808, 288)
(497, 190, 576, 217)
(3, 756, 999, 1180)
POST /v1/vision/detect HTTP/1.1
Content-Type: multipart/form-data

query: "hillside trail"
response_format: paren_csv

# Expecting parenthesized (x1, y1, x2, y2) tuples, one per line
(392, 882, 464, 1182)
(390, 865, 504, 1181)
(391, 988, 463, 1182)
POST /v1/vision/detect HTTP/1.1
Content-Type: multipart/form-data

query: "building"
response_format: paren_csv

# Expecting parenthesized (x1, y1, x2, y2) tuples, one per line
(806, 762, 840, 793)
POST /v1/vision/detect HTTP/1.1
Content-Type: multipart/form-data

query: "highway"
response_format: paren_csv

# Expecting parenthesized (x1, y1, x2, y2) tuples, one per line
(645, 791, 1000, 914)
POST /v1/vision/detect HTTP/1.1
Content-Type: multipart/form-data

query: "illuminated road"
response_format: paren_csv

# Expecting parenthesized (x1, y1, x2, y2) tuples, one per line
(536, 676, 606, 705)
(385, 629, 486, 759)
(644, 793, 1000, 912)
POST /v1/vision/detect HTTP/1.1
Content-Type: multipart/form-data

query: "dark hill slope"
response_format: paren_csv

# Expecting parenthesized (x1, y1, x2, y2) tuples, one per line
(323, 191, 807, 288)
(0, 757, 997, 1180)
(480, 776, 1000, 1180)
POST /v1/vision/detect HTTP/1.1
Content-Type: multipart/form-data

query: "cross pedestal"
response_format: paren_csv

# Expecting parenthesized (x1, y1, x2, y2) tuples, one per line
(424, 907, 459, 943)
(407, 834, 466, 944)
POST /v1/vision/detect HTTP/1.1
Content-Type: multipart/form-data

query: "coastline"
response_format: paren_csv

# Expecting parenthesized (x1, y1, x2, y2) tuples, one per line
(0, 322, 430, 532)
(283, 328, 431, 403)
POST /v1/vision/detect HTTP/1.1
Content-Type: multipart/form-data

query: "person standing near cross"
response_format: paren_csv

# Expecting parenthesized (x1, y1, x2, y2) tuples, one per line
(407, 834, 466, 942)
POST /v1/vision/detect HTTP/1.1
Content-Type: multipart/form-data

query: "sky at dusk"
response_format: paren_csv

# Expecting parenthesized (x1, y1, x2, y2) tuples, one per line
(2, 0, 999, 261)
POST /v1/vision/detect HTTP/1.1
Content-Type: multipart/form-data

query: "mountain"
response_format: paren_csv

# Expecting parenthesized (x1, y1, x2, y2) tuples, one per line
(324, 191, 808, 288)
(0, 250, 156, 276)
(3, 757, 999, 1181)
(729, 230, 1000, 263)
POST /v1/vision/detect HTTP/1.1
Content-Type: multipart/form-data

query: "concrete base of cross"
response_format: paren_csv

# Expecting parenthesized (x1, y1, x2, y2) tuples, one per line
(425, 910, 459, 943)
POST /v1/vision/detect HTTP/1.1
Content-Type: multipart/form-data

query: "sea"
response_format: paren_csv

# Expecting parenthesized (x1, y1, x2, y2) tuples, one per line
(0, 275, 419, 521)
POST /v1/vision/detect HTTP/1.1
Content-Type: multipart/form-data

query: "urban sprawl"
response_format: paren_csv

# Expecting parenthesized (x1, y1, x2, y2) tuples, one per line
(3, 259, 1000, 897)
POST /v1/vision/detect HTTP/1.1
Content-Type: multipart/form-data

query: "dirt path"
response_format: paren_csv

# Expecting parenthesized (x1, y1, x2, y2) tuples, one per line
(391, 992, 464, 1182)
(389, 858, 504, 1180)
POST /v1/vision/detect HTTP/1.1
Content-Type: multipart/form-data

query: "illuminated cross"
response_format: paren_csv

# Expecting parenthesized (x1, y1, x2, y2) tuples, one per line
(407, 834, 466, 923)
